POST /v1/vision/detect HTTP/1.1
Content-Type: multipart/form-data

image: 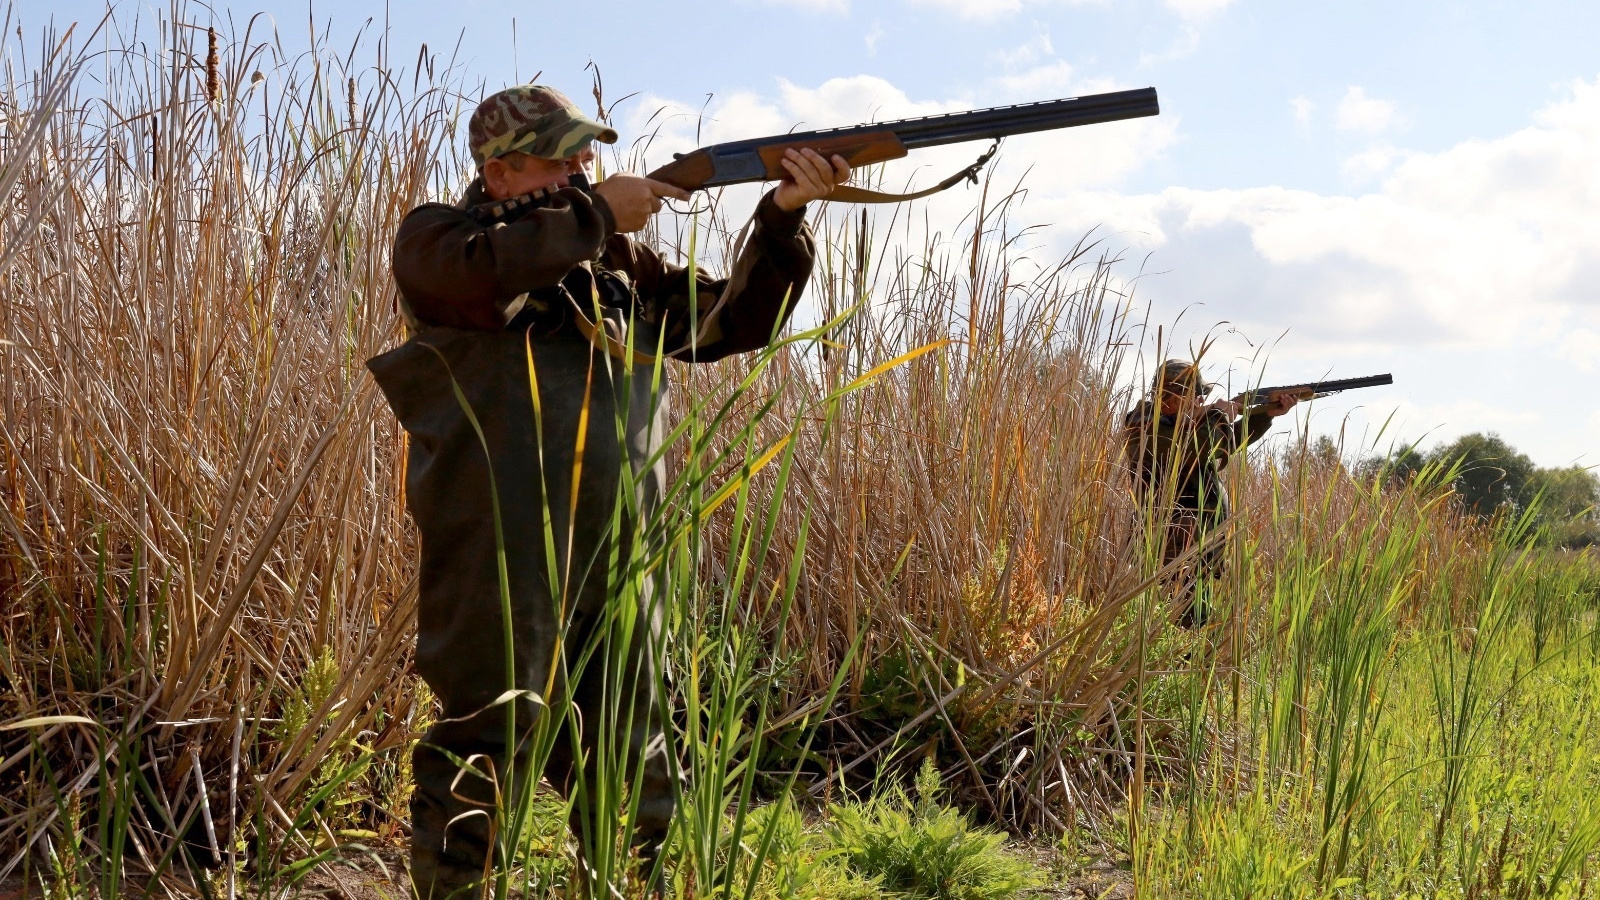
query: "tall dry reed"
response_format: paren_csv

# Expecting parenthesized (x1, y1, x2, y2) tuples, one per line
(0, 9, 460, 882)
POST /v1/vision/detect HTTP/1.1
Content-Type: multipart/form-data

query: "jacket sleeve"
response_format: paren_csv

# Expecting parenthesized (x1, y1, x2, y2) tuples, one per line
(1208, 409, 1275, 465)
(1238, 410, 1275, 447)
(1122, 409, 1161, 486)
(392, 189, 618, 331)
(1194, 409, 1240, 462)
(602, 191, 815, 363)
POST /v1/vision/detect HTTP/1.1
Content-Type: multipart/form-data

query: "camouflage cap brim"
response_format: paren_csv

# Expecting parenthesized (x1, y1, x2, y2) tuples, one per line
(470, 84, 619, 167)
(504, 116, 617, 161)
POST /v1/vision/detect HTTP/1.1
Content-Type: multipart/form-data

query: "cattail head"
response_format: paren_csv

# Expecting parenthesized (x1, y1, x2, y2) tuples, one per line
(205, 27, 218, 103)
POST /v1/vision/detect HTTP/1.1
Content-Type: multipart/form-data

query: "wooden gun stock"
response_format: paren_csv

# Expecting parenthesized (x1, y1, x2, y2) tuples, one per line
(755, 130, 909, 178)
(647, 130, 908, 192)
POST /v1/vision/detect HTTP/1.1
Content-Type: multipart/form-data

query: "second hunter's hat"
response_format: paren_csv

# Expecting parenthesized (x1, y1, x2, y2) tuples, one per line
(469, 84, 618, 167)
(1154, 359, 1213, 396)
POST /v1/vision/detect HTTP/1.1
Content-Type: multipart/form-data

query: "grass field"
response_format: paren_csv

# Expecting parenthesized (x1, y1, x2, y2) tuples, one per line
(2, 7, 1598, 899)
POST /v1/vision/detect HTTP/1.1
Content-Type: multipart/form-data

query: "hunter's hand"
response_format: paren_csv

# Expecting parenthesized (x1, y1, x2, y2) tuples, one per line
(593, 174, 691, 233)
(773, 149, 851, 211)
(1263, 392, 1302, 417)
(1206, 399, 1243, 419)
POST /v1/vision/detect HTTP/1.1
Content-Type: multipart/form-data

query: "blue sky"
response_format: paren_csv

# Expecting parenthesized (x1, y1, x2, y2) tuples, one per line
(40, 0, 1600, 466)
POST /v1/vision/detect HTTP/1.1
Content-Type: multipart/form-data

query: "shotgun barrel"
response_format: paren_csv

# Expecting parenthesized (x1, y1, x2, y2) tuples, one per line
(1236, 373, 1395, 406)
(647, 87, 1160, 192)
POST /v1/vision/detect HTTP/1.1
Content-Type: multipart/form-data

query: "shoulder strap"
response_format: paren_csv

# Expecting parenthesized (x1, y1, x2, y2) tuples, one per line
(825, 141, 998, 204)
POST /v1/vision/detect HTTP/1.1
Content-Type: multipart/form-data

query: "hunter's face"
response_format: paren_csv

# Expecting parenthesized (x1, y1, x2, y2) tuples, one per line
(1160, 389, 1202, 417)
(482, 147, 597, 200)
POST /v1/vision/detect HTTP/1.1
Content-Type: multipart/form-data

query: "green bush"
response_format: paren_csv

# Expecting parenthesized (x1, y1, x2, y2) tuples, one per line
(825, 762, 1036, 900)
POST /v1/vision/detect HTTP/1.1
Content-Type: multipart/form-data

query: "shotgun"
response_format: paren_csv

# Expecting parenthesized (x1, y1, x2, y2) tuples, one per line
(1234, 374, 1394, 407)
(645, 87, 1160, 201)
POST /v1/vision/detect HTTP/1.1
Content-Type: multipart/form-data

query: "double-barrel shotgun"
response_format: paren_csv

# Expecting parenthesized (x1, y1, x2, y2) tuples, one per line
(646, 87, 1160, 203)
(1234, 374, 1395, 408)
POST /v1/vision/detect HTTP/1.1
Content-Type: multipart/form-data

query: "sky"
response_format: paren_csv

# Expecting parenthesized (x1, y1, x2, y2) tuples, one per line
(35, 0, 1600, 467)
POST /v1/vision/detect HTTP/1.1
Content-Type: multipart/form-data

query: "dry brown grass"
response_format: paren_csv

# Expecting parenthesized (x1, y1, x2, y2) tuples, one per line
(676, 204, 1166, 826)
(0, 10, 454, 883)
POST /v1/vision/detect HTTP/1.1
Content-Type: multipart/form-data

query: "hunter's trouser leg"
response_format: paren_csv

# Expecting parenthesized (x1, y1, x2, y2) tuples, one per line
(410, 697, 543, 899)
(544, 593, 679, 890)
(618, 591, 677, 868)
(1163, 513, 1203, 625)
(407, 574, 552, 899)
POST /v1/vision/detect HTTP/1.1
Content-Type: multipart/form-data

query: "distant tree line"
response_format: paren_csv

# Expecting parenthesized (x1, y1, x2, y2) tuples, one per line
(1362, 432, 1600, 549)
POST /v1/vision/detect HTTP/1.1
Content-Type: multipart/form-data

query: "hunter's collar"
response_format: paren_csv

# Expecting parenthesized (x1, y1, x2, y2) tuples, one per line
(475, 184, 567, 223)
(459, 178, 569, 225)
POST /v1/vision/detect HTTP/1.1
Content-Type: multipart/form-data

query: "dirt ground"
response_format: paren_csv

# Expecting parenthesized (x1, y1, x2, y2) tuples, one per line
(288, 840, 1134, 900)
(0, 839, 1132, 899)
(0, 845, 409, 900)
(291, 843, 1135, 900)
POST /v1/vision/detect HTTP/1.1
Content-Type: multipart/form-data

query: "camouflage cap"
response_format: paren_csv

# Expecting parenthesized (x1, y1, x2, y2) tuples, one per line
(468, 84, 618, 168)
(1154, 359, 1213, 396)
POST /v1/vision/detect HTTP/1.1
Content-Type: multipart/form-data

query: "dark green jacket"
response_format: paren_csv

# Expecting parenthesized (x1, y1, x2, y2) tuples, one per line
(1123, 400, 1273, 524)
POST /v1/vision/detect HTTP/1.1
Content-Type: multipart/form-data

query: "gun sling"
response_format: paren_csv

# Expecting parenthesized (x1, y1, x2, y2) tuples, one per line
(824, 141, 999, 204)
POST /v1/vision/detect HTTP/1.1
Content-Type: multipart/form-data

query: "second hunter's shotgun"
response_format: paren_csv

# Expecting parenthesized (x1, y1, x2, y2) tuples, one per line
(646, 87, 1160, 201)
(1234, 374, 1395, 407)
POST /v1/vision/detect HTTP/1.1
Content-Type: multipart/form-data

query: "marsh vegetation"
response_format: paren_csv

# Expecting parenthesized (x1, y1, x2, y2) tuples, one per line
(2, 8, 1597, 898)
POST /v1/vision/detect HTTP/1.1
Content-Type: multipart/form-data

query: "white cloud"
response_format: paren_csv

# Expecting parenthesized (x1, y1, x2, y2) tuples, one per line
(864, 22, 884, 55)
(1044, 77, 1600, 353)
(905, 0, 1024, 19)
(759, 0, 851, 13)
(1137, 27, 1204, 66)
(1392, 398, 1543, 431)
(1163, 0, 1238, 21)
(993, 62, 1089, 97)
(1560, 328, 1600, 373)
(993, 31, 1055, 70)
(1336, 86, 1402, 134)
(1340, 144, 1399, 184)
(985, 27, 1121, 98)
(1290, 95, 1314, 129)
(899, 0, 1229, 28)
(626, 76, 952, 156)
(1364, 398, 1544, 452)
(904, 0, 1116, 20)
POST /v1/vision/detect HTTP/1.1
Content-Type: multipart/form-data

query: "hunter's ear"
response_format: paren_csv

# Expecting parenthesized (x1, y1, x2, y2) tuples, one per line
(481, 157, 507, 194)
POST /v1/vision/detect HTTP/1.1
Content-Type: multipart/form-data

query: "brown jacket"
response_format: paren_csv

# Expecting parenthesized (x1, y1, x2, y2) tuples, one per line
(392, 179, 816, 360)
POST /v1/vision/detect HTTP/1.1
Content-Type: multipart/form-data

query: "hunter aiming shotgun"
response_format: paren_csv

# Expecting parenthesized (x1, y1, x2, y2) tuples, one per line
(647, 87, 1161, 203)
(1234, 373, 1395, 408)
